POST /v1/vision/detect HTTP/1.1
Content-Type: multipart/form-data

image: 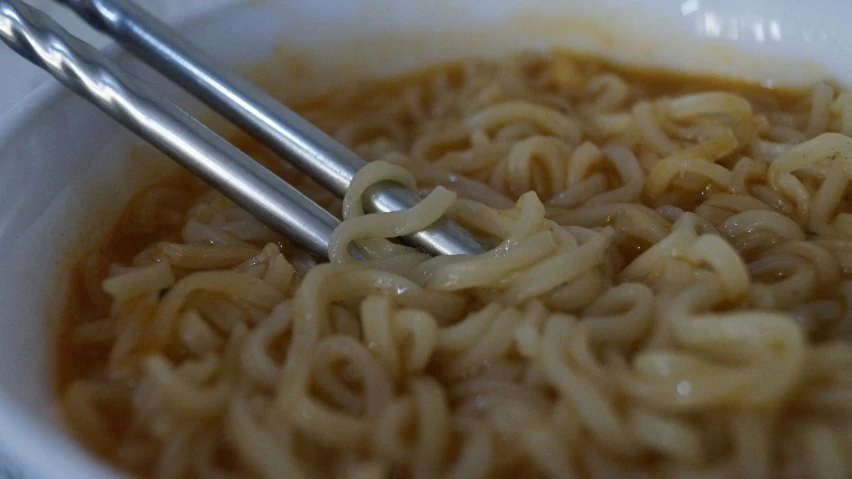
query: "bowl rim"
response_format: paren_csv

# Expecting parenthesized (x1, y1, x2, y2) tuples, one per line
(0, 0, 245, 138)
(3, 0, 852, 477)
(0, 3, 246, 477)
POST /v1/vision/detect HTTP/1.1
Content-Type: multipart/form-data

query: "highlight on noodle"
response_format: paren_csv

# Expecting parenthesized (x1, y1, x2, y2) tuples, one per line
(58, 50, 852, 479)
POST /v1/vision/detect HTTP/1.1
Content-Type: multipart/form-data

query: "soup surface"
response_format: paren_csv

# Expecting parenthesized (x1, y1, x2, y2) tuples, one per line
(58, 50, 852, 479)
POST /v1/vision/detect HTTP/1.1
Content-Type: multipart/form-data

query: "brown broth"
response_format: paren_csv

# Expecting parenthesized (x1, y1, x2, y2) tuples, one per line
(54, 50, 822, 476)
(56, 51, 817, 391)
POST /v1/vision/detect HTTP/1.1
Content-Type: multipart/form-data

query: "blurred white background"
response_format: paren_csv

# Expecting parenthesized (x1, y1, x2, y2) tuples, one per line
(0, 0, 233, 117)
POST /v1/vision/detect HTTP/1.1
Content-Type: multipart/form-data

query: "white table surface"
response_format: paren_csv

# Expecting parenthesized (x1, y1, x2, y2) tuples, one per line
(0, 2, 230, 476)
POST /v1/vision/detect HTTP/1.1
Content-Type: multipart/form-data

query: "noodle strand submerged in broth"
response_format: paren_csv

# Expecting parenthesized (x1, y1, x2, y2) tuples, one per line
(59, 51, 852, 479)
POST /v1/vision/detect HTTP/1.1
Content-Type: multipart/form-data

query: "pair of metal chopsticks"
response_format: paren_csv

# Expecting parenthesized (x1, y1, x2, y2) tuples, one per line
(0, 0, 485, 259)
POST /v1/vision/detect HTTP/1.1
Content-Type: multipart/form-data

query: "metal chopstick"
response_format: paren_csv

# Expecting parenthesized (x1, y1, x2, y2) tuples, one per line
(53, 0, 486, 257)
(0, 0, 354, 259)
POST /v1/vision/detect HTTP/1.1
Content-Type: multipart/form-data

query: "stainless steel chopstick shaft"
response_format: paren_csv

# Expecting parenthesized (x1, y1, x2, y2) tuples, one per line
(0, 0, 344, 259)
(56, 0, 485, 257)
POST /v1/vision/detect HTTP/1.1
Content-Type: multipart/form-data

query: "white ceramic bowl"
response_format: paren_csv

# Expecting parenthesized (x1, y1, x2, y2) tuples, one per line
(1, 0, 851, 477)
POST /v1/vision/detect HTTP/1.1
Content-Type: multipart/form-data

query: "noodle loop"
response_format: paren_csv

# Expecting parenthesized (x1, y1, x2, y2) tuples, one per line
(59, 52, 852, 479)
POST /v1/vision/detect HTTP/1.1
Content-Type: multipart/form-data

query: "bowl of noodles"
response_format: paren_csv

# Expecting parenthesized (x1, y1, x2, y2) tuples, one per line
(1, 0, 852, 478)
